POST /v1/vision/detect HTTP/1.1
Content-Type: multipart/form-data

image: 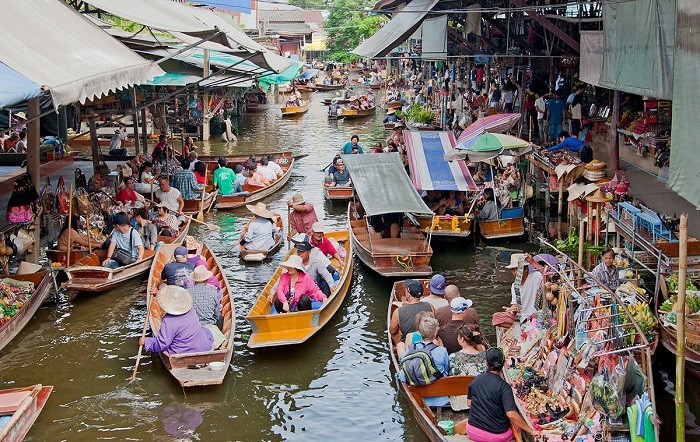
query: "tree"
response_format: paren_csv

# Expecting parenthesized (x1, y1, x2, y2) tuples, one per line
(288, 0, 327, 9)
(325, 0, 385, 62)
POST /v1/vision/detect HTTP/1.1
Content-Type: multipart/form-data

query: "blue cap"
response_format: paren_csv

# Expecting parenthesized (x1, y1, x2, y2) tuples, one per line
(174, 246, 188, 257)
(429, 274, 446, 295)
(113, 213, 128, 226)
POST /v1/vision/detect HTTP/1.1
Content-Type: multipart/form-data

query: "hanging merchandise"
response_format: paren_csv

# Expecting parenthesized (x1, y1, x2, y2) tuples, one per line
(39, 177, 56, 239)
(75, 168, 88, 191)
(6, 173, 40, 224)
(73, 187, 90, 215)
(56, 176, 69, 215)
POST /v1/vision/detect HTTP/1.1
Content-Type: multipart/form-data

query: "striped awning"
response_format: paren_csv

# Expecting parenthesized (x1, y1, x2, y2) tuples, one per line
(405, 130, 478, 192)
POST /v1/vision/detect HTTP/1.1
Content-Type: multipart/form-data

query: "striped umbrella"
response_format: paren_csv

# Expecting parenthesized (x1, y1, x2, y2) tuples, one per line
(456, 113, 522, 144)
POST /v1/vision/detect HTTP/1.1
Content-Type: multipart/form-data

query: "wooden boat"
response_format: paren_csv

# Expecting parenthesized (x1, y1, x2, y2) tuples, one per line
(211, 154, 295, 210)
(410, 214, 473, 239)
(63, 220, 190, 293)
(348, 202, 432, 277)
(46, 249, 90, 269)
(323, 98, 350, 105)
(239, 216, 284, 262)
(313, 83, 345, 91)
(73, 153, 136, 162)
(198, 150, 300, 165)
(340, 105, 376, 119)
(369, 83, 382, 90)
(384, 122, 396, 130)
(281, 102, 309, 116)
(246, 230, 353, 348)
(67, 137, 134, 148)
(479, 207, 525, 239)
(182, 190, 218, 216)
(296, 84, 315, 92)
(387, 281, 521, 442)
(0, 384, 53, 442)
(323, 185, 353, 201)
(147, 243, 235, 387)
(386, 100, 403, 109)
(0, 152, 26, 166)
(0, 271, 52, 352)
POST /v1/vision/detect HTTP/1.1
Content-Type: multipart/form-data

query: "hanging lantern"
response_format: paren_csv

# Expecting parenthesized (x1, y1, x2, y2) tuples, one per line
(607, 172, 619, 193)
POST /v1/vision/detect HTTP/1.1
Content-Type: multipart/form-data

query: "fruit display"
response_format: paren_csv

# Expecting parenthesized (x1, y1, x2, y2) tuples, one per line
(659, 293, 700, 314)
(627, 303, 658, 342)
(666, 274, 697, 292)
(0, 278, 33, 327)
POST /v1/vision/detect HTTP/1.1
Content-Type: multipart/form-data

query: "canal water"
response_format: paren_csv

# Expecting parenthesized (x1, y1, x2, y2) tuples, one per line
(0, 91, 696, 440)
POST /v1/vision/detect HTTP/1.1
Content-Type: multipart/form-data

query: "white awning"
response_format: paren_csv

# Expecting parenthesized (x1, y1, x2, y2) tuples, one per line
(352, 0, 440, 58)
(83, 0, 292, 73)
(0, 0, 164, 109)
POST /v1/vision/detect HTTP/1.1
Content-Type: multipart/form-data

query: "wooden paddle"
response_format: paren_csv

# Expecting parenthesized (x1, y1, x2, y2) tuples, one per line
(131, 292, 152, 381)
(196, 168, 207, 221)
(66, 183, 73, 267)
(287, 204, 292, 248)
(143, 197, 220, 231)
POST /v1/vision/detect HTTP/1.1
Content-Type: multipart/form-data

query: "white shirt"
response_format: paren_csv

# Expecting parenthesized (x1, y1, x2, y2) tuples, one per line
(243, 217, 279, 251)
(509, 270, 543, 321)
(535, 97, 546, 119)
(420, 296, 449, 310)
(257, 165, 277, 181)
(155, 187, 182, 213)
(268, 161, 283, 176)
(188, 159, 200, 171)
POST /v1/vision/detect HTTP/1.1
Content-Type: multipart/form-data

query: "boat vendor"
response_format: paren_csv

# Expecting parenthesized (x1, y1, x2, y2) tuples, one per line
(492, 253, 546, 328)
(269, 255, 327, 313)
(139, 286, 217, 355)
(56, 215, 91, 251)
(475, 188, 500, 222)
(242, 203, 280, 251)
(340, 134, 364, 154)
(136, 161, 159, 194)
(102, 212, 144, 269)
(116, 177, 145, 207)
(546, 131, 593, 163)
(591, 247, 621, 290)
(454, 348, 541, 441)
(287, 193, 319, 238)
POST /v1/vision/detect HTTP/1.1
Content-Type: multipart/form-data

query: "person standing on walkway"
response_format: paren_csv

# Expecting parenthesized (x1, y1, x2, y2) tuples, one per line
(535, 93, 548, 142)
(545, 90, 566, 143)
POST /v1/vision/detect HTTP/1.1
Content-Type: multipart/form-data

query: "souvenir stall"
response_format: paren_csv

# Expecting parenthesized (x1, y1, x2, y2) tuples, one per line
(616, 100, 672, 180)
(528, 149, 585, 216)
(498, 248, 659, 441)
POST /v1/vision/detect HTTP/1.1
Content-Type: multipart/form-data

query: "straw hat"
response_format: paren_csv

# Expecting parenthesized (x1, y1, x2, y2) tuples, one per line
(280, 254, 306, 272)
(288, 193, 306, 205)
(246, 202, 275, 219)
(311, 221, 326, 233)
(191, 265, 213, 282)
(394, 122, 405, 129)
(566, 183, 587, 202)
(386, 108, 396, 115)
(157, 285, 193, 316)
(586, 189, 613, 203)
(505, 253, 527, 269)
(584, 159, 607, 171)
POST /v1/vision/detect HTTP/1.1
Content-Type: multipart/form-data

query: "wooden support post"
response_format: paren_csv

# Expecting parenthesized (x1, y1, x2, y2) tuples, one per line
(557, 177, 564, 215)
(202, 49, 211, 141)
(577, 218, 586, 282)
(88, 116, 100, 172)
(26, 98, 41, 264)
(130, 87, 140, 155)
(676, 213, 688, 442)
(586, 201, 593, 241)
(141, 108, 148, 151)
(610, 90, 620, 172)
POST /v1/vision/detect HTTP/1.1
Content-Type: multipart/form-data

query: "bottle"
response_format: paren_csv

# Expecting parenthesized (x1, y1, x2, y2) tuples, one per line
(333, 271, 340, 282)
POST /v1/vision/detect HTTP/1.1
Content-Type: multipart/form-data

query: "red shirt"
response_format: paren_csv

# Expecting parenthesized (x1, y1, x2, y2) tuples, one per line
(116, 188, 138, 203)
(289, 203, 318, 235)
(310, 236, 337, 257)
(194, 171, 205, 185)
(476, 67, 484, 83)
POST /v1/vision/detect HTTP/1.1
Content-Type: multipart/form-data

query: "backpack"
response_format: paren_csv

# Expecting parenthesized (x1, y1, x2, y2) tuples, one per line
(399, 342, 442, 386)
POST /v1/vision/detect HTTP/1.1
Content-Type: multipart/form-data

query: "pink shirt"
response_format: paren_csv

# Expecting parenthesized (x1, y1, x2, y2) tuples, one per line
(289, 203, 318, 235)
(275, 271, 325, 306)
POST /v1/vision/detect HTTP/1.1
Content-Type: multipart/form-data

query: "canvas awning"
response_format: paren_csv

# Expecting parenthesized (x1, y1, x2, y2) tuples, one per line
(0, 63, 42, 109)
(405, 131, 478, 192)
(83, 0, 292, 73)
(342, 152, 432, 216)
(352, 0, 440, 58)
(0, 0, 163, 109)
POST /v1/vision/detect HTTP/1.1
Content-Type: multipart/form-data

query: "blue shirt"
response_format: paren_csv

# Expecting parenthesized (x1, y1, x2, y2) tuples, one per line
(546, 97, 566, 124)
(397, 342, 450, 407)
(548, 136, 586, 153)
(340, 141, 363, 154)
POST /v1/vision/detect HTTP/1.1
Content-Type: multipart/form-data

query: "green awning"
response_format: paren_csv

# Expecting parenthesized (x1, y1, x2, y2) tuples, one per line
(257, 61, 302, 89)
(342, 152, 432, 216)
(145, 72, 201, 86)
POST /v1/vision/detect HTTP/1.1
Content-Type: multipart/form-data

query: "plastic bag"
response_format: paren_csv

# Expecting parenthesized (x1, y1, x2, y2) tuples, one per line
(590, 363, 627, 419)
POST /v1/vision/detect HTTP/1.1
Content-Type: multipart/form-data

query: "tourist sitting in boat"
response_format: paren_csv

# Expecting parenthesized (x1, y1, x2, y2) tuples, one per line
(438, 297, 482, 354)
(383, 108, 399, 124)
(340, 134, 364, 154)
(288, 193, 318, 238)
(396, 317, 449, 397)
(326, 159, 351, 187)
(133, 208, 161, 251)
(359, 96, 370, 110)
(294, 237, 336, 297)
(372, 142, 384, 153)
(153, 203, 180, 237)
(233, 165, 247, 191)
(242, 203, 280, 251)
(246, 164, 271, 187)
(271, 255, 327, 313)
(310, 221, 345, 263)
(212, 157, 237, 196)
(448, 324, 486, 376)
(155, 176, 185, 223)
(193, 161, 207, 185)
(388, 122, 405, 146)
(327, 155, 343, 175)
(116, 178, 145, 207)
(56, 215, 91, 251)
(102, 212, 144, 269)
(591, 248, 621, 290)
(162, 246, 195, 287)
(139, 286, 217, 355)
(172, 159, 205, 201)
(397, 310, 434, 357)
(267, 155, 284, 177)
(389, 279, 434, 344)
(435, 286, 480, 328)
(386, 141, 398, 153)
(257, 157, 278, 182)
(136, 161, 159, 194)
(475, 188, 500, 222)
(442, 191, 465, 216)
(454, 348, 541, 440)
(182, 136, 196, 159)
(421, 275, 449, 310)
(187, 152, 201, 171)
(493, 253, 546, 328)
(151, 134, 170, 162)
(187, 265, 222, 328)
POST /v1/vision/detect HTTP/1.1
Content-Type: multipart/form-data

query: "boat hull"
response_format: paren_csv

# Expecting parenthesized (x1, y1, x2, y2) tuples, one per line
(0, 272, 52, 352)
(281, 104, 309, 116)
(323, 186, 353, 201)
(0, 384, 53, 442)
(147, 243, 235, 387)
(182, 190, 218, 215)
(341, 106, 376, 119)
(246, 231, 353, 348)
(313, 84, 344, 91)
(479, 207, 525, 239)
(214, 155, 294, 210)
(411, 214, 473, 238)
(240, 217, 284, 262)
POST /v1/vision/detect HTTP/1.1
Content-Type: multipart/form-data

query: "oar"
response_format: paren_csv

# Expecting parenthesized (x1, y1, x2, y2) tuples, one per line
(196, 168, 207, 222)
(319, 160, 333, 172)
(66, 183, 73, 268)
(286, 204, 292, 248)
(143, 197, 220, 231)
(131, 292, 152, 381)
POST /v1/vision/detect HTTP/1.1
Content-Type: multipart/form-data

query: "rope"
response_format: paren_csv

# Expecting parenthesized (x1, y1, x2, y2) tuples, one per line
(396, 253, 414, 270)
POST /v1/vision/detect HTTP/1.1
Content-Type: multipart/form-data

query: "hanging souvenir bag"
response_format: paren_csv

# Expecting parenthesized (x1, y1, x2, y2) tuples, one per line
(39, 177, 56, 214)
(75, 168, 88, 191)
(56, 176, 69, 215)
(73, 187, 91, 215)
(6, 173, 39, 224)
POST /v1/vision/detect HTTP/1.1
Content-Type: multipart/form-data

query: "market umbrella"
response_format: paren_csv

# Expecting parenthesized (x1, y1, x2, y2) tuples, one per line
(531, 253, 558, 272)
(456, 113, 522, 144)
(445, 133, 532, 162)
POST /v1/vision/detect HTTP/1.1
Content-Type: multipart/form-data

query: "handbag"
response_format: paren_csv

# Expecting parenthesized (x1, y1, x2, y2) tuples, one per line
(111, 229, 134, 266)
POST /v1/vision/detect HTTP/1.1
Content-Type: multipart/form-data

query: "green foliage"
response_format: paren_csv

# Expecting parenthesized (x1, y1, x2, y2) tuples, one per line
(288, 0, 328, 9)
(325, 0, 385, 61)
(404, 103, 436, 124)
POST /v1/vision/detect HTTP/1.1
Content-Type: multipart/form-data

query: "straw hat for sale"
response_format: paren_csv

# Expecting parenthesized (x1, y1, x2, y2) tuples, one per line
(586, 189, 613, 203)
(157, 286, 193, 316)
(566, 183, 587, 202)
(246, 202, 275, 219)
(584, 159, 607, 171)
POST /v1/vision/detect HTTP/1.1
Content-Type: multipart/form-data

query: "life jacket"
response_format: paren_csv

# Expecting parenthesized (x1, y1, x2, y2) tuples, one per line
(399, 342, 442, 386)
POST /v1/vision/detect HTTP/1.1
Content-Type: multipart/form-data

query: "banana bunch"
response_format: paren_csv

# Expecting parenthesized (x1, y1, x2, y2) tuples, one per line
(629, 303, 658, 339)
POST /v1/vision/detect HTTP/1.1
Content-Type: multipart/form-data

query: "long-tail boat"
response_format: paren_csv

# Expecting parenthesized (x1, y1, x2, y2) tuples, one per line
(323, 185, 353, 201)
(146, 243, 235, 387)
(341, 105, 376, 119)
(281, 102, 309, 116)
(63, 220, 190, 294)
(245, 230, 353, 348)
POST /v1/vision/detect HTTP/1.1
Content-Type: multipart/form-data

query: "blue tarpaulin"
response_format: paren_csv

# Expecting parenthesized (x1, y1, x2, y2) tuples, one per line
(0, 62, 42, 109)
(295, 68, 319, 80)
